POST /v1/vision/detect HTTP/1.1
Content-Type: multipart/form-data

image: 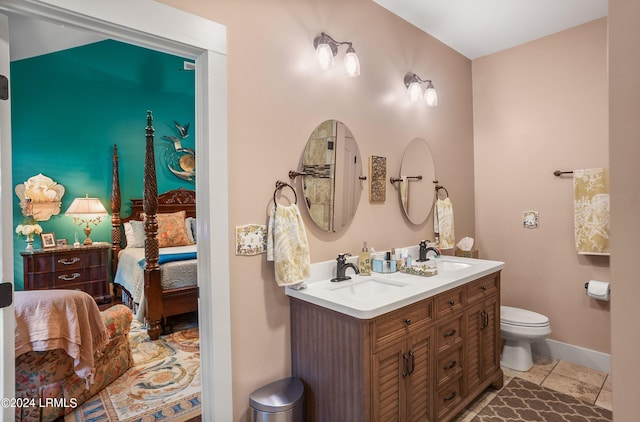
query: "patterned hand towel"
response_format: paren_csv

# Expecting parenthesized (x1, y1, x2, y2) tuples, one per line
(574, 168, 609, 255)
(267, 204, 311, 286)
(434, 197, 455, 249)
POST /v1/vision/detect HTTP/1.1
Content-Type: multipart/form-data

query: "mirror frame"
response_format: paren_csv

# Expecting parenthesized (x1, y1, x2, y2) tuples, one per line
(14, 173, 65, 221)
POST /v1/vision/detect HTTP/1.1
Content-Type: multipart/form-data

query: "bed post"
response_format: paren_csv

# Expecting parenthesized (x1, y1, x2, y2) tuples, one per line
(111, 145, 122, 278)
(143, 111, 163, 340)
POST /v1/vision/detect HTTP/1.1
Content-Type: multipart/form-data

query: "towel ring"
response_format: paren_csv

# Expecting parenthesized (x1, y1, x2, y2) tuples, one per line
(435, 184, 449, 199)
(274, 180, 297, 207)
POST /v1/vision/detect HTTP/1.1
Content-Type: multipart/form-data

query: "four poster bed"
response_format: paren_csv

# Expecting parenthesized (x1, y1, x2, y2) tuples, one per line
(111, 111, 198, 340)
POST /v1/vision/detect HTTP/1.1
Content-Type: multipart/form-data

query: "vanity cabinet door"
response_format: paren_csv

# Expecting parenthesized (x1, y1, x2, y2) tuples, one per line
(465, 296, 500, 392)
(371, 327, 434, 422)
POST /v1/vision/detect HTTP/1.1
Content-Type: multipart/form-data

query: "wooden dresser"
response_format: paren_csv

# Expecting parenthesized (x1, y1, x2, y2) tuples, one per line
(21, 242, 112, 304)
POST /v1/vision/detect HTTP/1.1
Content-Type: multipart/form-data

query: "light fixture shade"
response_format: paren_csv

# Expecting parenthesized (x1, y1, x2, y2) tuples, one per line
(407, 81, 423, 102)
(315, 42, 335, 70)
(65, 195, 108, 218)
(344, 46, 360, 77)
(424, 82, 438, 107)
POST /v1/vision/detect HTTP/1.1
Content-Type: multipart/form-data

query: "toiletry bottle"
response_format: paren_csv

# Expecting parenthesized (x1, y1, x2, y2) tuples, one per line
(359, 241, 371, 275)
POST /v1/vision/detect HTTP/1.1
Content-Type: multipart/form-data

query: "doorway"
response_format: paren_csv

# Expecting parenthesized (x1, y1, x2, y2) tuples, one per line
(0, 1, 231, 419)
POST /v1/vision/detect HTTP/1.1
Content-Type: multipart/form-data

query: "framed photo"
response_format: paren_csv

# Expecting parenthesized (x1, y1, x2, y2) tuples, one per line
(57, 238, 68, 247)
(41, 232, 56, 249)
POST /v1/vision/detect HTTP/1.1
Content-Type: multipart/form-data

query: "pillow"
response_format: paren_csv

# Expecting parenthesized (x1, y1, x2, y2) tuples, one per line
(155, 211, 191, 248)
(123, 220, 145, 248)
(185, 217, 196, 244)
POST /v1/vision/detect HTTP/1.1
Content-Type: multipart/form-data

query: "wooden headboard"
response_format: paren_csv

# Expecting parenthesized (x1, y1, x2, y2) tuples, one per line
(110, 143, 196, 272)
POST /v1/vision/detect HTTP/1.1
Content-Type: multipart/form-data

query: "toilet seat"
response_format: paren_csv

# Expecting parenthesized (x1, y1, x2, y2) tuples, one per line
(501, 305, 549, 328)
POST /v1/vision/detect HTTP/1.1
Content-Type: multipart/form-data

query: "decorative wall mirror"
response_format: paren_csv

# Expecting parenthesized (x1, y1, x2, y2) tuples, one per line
(397, 138, 436, 225)
(15, 173, 65, 221)
(294, 120, 364, 232)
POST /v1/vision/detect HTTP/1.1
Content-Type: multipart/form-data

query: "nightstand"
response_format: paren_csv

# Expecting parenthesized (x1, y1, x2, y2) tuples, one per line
(21, 242, 112, 303)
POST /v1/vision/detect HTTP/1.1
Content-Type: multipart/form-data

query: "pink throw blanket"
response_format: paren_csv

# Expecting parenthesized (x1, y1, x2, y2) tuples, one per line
(14, 290, 109, 388)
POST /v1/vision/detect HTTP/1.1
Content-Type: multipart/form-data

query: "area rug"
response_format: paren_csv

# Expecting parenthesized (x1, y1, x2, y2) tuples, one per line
(472, 377, 612, 422)
(65, 318, 201, 422)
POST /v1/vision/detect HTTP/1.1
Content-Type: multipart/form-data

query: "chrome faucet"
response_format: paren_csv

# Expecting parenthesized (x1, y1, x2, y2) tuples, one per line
(417, 240, 441, 262)
(331, 253, 360, 282)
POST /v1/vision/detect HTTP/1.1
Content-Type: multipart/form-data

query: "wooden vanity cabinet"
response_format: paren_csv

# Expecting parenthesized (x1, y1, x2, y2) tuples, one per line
(290, 271, 503, 422)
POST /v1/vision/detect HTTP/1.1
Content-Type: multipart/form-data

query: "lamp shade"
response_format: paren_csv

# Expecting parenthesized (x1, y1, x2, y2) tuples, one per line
(65, 195, 108, 218)
(407, 81, 422, 102)
(315, 42, 335, 70)
(344, 46, 360, 77)
(424, 82, 438, 107)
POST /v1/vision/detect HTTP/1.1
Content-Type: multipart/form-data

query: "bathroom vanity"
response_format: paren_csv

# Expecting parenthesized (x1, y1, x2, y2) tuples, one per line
(287, 256, 504, 421)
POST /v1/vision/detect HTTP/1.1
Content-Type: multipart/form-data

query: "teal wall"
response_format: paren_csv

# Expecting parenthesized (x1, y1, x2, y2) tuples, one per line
(11, 40, 195, 289)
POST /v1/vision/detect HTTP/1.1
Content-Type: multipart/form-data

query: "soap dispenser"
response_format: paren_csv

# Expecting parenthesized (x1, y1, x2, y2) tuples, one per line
(359, 241, 371, 275)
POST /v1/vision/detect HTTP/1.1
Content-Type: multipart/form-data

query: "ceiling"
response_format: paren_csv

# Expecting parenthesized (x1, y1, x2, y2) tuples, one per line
(6, 1, 608, 62)
(372, 0, 608, 59)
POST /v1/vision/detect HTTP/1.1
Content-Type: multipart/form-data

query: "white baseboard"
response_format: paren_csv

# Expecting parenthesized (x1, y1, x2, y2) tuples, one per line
(532, 339, 611, 373)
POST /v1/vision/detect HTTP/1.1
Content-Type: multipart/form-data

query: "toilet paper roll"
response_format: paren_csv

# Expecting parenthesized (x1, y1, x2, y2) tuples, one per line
(585, 280, 610, 301)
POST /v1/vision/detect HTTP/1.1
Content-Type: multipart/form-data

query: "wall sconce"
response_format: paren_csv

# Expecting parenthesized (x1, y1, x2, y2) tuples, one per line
(404, 72, 438, 106)
(313, 32, 360, 77)
(65, 194, 108, 245)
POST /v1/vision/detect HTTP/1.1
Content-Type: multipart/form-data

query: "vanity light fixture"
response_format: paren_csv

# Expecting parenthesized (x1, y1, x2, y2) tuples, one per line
(404, 72, 438, 106)
(65, 194, 108, 245)
(314, 32, 361, 77)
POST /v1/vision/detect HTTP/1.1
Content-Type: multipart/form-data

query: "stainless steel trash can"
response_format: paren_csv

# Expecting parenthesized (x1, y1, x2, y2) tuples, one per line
(249, 377, 304, 422)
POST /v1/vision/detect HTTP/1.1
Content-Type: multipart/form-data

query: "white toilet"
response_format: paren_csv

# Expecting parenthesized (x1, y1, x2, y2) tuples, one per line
(500, 305, 551, 371)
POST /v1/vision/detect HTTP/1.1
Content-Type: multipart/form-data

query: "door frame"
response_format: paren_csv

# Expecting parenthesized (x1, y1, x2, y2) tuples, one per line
(0, 0, 232, 420)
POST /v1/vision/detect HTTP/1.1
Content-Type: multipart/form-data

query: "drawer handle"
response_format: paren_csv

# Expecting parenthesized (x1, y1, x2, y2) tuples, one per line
(448, 300, 455, 306)
(443, 391, 457, 402)
(443, 328, 457, 338)
(58, 273, 81, 281)
(403, 318, 411, 326)
(481, 285, 487, 291)
(443, 360, 457, 370)
(58, 257, 80, 265)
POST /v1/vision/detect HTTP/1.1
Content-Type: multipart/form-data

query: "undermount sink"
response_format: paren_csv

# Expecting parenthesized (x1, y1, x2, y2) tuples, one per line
(327, 277, 410, 298)
(437, 260, 472, 271)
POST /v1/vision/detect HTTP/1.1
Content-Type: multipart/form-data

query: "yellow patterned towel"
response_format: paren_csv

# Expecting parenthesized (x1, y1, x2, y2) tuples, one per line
(574, 168, 609, 255)
(267, 204, 311, 286)
(434, 197, 455, 249)
(400, 176, 409, 211)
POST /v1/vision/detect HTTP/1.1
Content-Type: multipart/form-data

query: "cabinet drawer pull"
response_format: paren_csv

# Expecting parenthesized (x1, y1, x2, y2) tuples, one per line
(481, 285, 487, 291)
(407, 350, 415, 375)
(403, 318, 411, 326)
(443, 391, 457, 402)
(402, 353, 409, 377)
(443, 360, 457, 370)
(448, 300, 455, 306)
(443, 328, 457, 338)
(58, 257, 80, 265)
(58, 273, 81, 281)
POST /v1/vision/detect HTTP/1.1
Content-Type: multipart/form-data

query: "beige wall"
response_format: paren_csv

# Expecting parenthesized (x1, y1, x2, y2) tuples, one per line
(472, 19, 611, 355)
(161, 0, 475, 419)
(609, 0, 640, 418)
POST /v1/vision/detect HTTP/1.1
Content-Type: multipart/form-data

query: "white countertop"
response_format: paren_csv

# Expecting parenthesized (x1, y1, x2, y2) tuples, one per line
(286, 254, 504, 319)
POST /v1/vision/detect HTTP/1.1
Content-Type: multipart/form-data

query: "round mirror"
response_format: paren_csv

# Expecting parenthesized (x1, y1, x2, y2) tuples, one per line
(300, 120, 363, 232)
(399, 138, 436, 224)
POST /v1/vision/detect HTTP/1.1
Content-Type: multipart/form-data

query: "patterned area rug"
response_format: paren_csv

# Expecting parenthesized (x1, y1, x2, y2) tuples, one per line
(472, 377, 612, 422)
(65, 317, 200, 422)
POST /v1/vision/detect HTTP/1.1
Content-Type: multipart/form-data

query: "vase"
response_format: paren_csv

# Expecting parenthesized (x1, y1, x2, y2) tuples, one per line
(25, 236, 34, 252)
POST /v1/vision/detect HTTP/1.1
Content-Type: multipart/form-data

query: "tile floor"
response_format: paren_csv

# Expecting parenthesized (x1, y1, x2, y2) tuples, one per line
(453, 354, 612, 421)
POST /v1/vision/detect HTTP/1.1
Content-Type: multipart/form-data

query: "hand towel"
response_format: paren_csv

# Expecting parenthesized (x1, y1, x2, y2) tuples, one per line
(434, 197, 455, 249)
(574, 168, 609, 255)
(400, 176, 409, 211)
(267, 204, 311, 286)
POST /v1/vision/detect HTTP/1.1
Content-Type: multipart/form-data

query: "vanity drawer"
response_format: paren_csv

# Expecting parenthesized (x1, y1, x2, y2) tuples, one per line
(435, 286, 465, 319)
(466, 272, 500, 304)
(372, 298, 433, 350)
(436, 346, 463, 387)
(436, 375, 464, 420)
(436, 314, 464, 355)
